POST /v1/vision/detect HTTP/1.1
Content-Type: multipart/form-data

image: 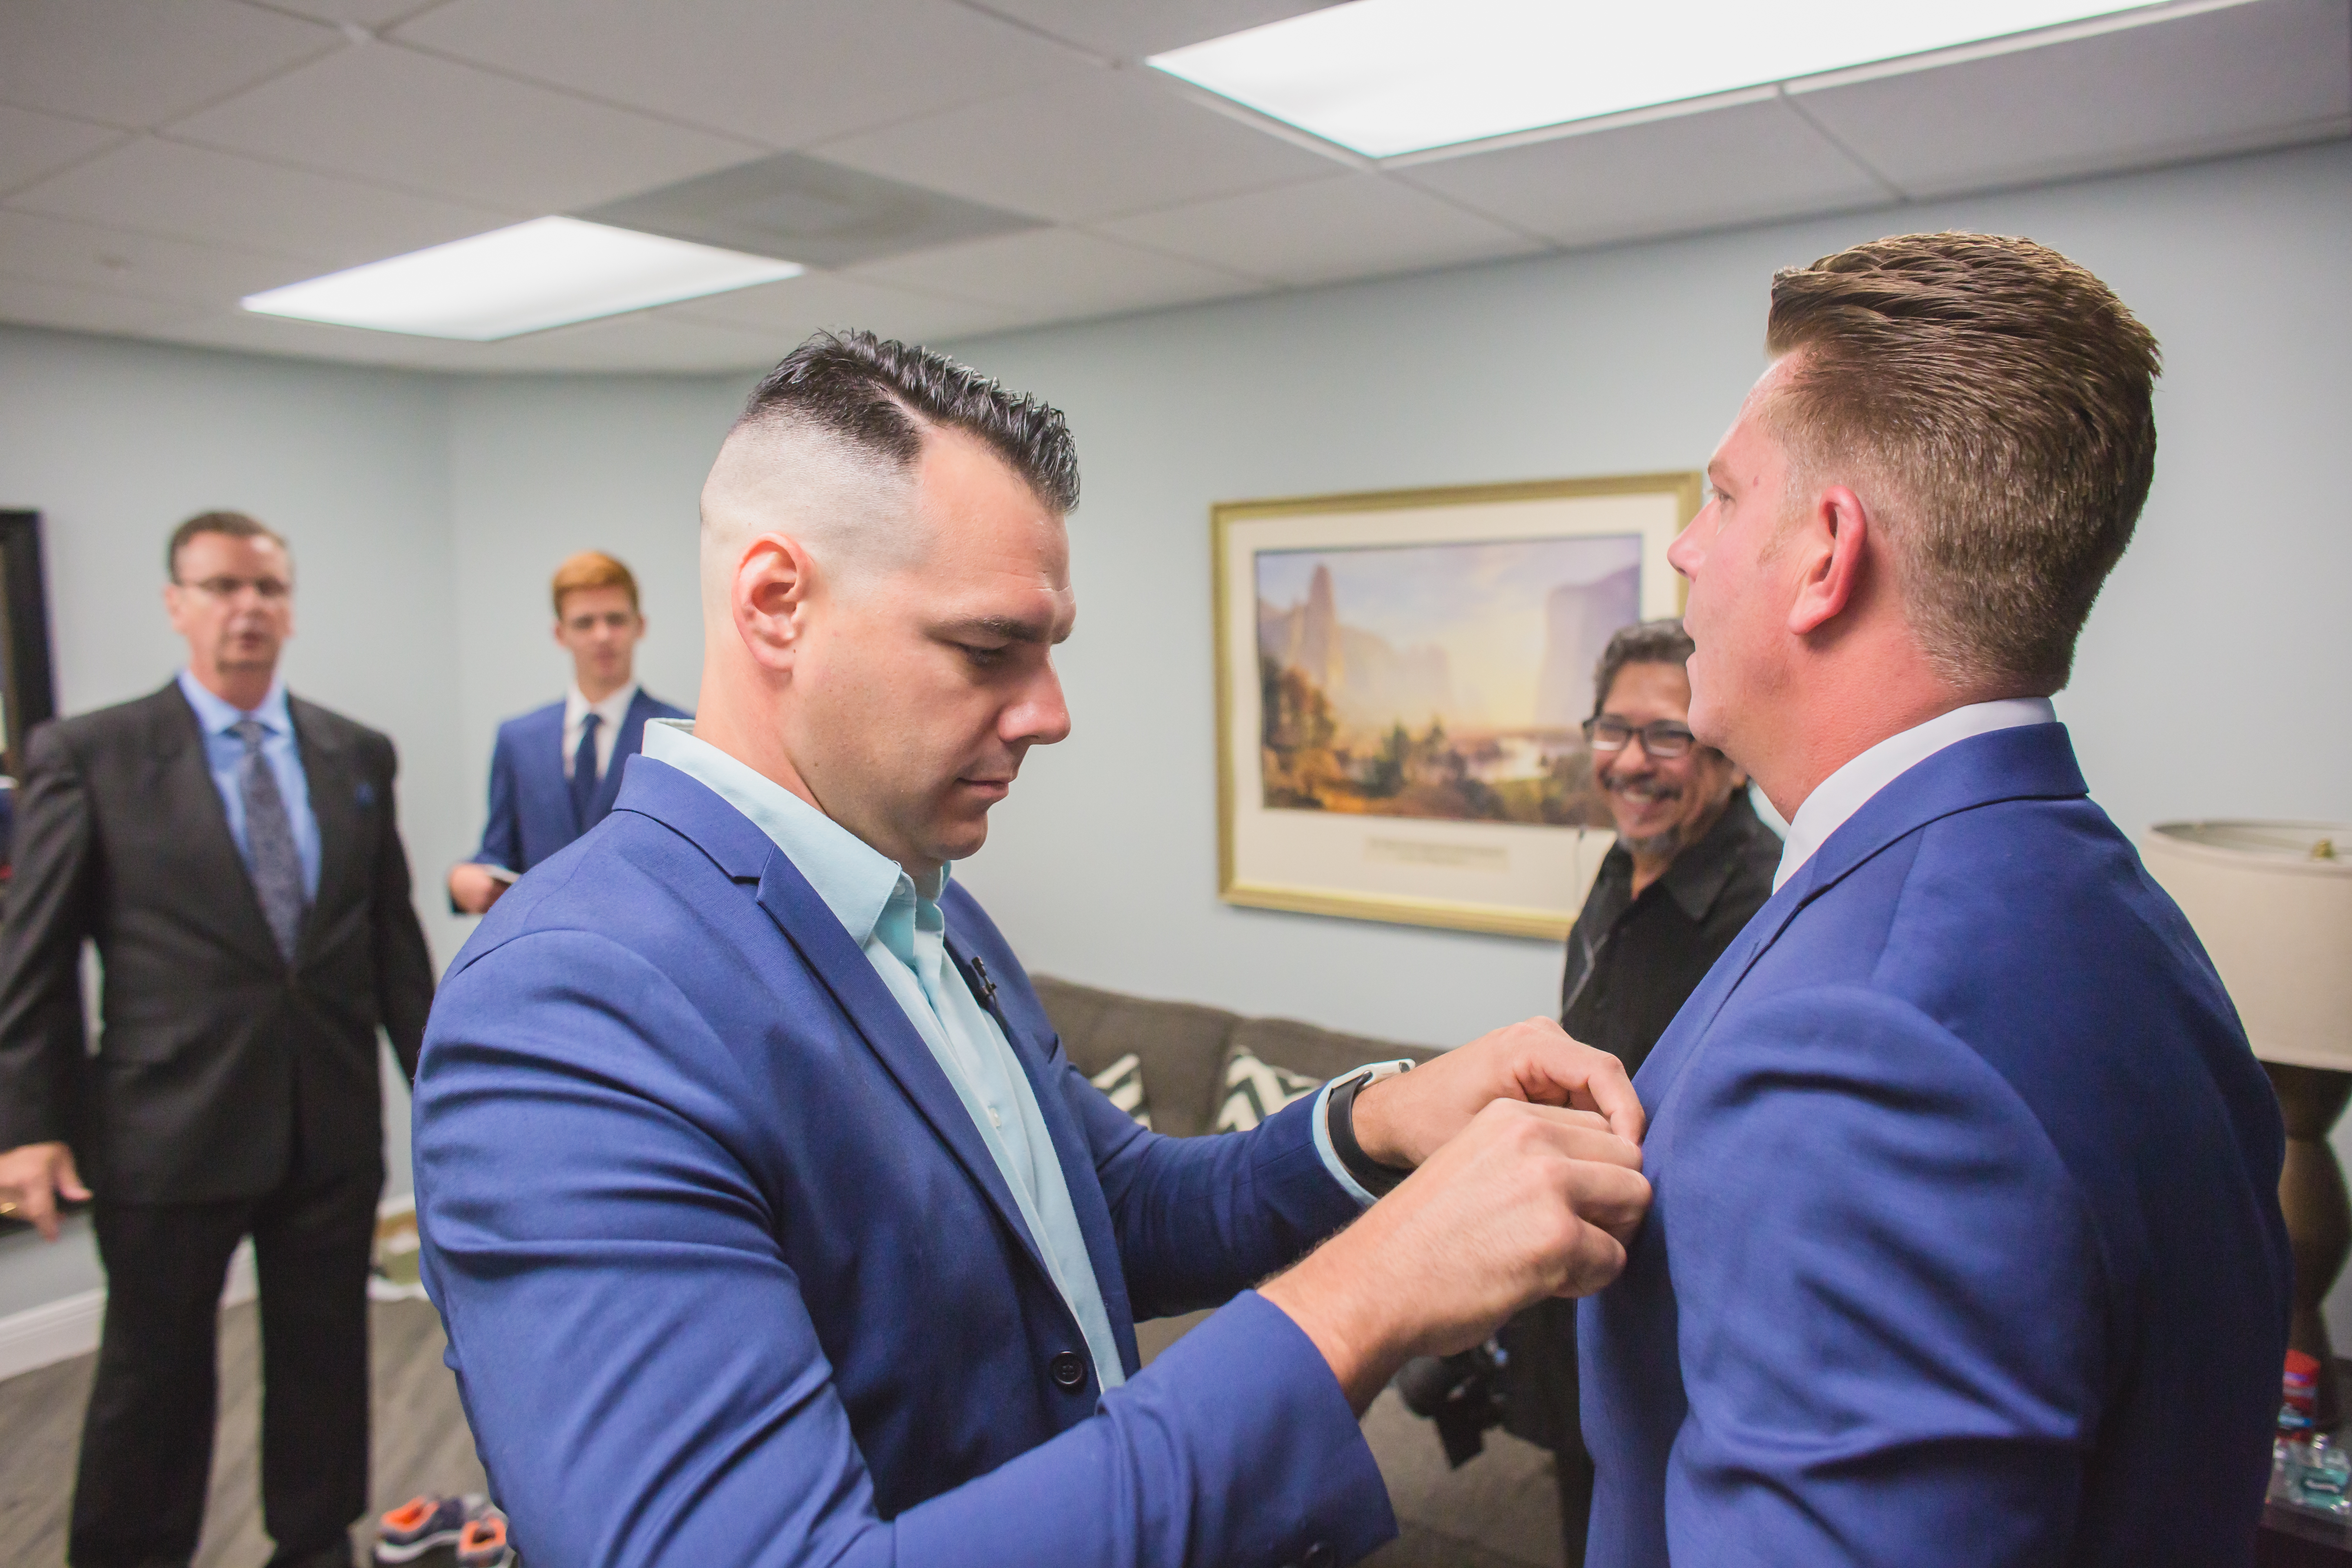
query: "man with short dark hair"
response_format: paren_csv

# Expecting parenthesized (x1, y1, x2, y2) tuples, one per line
(1495, 617, 1779, 1562)
(1580, 234, 2290, 1565)
(0, 511, 435, 1568)
(414, 332, 1654, 1567)
(448, 550, 687, 915)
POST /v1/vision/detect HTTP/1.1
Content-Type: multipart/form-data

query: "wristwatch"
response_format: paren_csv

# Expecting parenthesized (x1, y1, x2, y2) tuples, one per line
(1327, 1059, 1418, 1198)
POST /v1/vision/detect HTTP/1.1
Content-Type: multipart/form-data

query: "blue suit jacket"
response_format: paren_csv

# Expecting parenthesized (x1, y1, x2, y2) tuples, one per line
(471, 688, 688, 873)
(414, 757, 1392, 1568)
(1579, 723, 2290, 1567)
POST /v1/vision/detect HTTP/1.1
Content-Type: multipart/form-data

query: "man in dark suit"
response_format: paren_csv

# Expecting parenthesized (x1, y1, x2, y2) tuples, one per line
(1579, 234, 2290, 1564)
(447, 550, 687, 915)
(0, 510, 435, 1568)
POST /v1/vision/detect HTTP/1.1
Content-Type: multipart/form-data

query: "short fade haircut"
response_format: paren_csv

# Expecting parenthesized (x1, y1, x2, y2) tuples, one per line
(551, 550, 639, 617)
(735, 331, 1078, 515)
(1764, 232, 2160, 694)
(167, 510, 288, 580)
(1592, 618, 1697, 719)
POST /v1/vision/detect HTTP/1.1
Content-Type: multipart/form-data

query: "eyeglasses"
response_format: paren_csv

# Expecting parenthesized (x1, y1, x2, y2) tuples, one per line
(180, 575, 291, 601)
(1582, 716, 1696, 759)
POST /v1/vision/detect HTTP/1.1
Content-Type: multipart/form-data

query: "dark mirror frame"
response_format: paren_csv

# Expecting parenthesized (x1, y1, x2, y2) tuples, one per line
(0, 509, 58, 782)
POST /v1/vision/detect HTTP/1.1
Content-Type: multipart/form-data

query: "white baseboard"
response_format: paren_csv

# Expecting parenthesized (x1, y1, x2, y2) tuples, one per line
(0, 1238, 260, 1383)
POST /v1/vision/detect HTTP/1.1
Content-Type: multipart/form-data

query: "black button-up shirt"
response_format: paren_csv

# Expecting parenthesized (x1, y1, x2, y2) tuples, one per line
(1499, 789, 1782, 1457)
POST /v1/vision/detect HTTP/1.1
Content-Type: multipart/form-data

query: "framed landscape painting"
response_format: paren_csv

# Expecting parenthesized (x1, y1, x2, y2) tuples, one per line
(1214, 474, 1700, 940)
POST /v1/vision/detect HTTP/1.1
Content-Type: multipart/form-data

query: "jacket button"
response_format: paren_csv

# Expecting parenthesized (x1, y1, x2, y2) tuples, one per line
(1301, 1543, 1336, 1568)
(1048, 1350, 1085, 1390)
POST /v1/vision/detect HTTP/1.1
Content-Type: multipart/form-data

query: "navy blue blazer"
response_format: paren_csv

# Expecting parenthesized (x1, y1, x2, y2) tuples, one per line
(1579, 723, 2290, 1566)
(470, 687, 688, 873)
(414, 757, 1391, 1568)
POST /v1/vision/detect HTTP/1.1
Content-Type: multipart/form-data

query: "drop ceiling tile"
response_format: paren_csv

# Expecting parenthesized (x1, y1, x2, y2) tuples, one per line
(393, 0, 1093, 148)
(0, 210, 317, 305)
(1398, 96, 1895, 252)
(11, 138, 518, 268)
(970, 0, 1338, 61)
(261, 0, 450, 26)
(848, 227, 1267, 323)
(167, 41, 766, 214)
(0, 274, 204, 338)
(443, 312, 788, 374)
(0, 0, 337, 130)
(665, 272, 1018, 347)
(1090, 173, 1545, 285)
(815, 66, 1343, 223)
(0, 105, 130, 198)
(1791, 0, 2352, 199)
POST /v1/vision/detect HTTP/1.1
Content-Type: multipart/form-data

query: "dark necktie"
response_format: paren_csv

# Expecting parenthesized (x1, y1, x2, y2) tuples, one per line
(233, 719, 307, 963)
(570, 711, 602, 831)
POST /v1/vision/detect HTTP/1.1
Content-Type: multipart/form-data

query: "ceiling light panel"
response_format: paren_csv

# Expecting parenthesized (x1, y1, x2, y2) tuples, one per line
(1149, 0, 2181, 158)
(239, 216, 802, 339)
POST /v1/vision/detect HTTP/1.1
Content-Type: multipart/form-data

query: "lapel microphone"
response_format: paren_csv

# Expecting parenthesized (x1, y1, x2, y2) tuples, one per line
(970, 956, 999, 1007)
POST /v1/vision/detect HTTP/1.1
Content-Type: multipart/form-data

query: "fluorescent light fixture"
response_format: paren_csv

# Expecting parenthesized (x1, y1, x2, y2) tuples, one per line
(1150, 0, 2176, 158)
(241, 216, 803, 340)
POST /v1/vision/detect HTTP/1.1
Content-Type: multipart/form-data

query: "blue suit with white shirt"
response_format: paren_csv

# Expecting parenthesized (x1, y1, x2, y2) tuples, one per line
(470, 685, 688, 875)
(414, 722, 1396, 1568)
(1578, 709, 2290, 1566)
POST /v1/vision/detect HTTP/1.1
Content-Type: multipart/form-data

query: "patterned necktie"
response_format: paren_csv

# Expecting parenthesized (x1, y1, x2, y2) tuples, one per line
(233, 719, 307, 963)
(570, 711, 603, 831)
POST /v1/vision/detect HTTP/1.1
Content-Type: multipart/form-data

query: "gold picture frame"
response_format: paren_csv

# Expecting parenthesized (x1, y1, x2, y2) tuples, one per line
(1214, 473, 1702, 940)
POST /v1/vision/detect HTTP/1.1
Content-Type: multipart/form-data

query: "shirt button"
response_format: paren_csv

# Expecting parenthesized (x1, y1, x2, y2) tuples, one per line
(1049, 1350, 1086, 1390)
(1301, 1543, 1336, 1568)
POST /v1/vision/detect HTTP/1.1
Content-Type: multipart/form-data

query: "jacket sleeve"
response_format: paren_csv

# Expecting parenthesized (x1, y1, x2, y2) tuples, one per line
(414, 929, 1389, 1568)
(472, 729, 520, 873)
(0, 720, 99, 1152)
(1657, 985, 2106, 1566)
(367, 736, 434, 1080)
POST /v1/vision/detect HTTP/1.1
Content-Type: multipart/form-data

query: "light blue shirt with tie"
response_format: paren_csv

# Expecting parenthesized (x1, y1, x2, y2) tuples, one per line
(176, 668, 321, 900)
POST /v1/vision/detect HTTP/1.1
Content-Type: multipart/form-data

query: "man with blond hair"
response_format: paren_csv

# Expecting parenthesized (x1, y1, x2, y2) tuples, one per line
(448, 550, 687, 913)
(1579, 234, 2290, 1565)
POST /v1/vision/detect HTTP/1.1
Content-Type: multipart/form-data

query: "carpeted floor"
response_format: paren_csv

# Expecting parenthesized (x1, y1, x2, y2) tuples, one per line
(0, 1301, 1560, 1568)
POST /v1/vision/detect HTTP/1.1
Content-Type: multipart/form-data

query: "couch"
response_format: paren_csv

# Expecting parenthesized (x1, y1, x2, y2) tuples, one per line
(1032, 977, 1568, 1568)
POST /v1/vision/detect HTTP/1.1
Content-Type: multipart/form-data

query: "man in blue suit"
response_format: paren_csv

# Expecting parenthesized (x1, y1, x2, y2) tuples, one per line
(414, 332, 1656, 1566)
(446, 550, 688, 914)
(1579, 233, 2291, 1565)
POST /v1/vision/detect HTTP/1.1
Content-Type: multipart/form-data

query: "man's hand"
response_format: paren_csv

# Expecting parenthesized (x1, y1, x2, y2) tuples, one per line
(1259, 1099, 1650, 1411)
(1352, 1016, 1643, 1170)
(0, 1141, 90, 1241)
(448, 863, 510, 915)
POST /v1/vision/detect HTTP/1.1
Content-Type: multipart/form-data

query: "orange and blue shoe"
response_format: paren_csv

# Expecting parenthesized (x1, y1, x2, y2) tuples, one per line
(456, 1508, 514, 1568)
(373, 1493, 484, 1564)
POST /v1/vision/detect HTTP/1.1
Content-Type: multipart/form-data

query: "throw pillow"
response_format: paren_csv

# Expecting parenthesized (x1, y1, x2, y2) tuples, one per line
(1089, 1052, 1153, 1131)
(1215, 1049, 1321, 1133)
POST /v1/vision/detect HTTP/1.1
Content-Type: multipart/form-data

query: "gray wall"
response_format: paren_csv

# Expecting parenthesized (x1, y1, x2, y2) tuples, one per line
(0, 137, 2345, 1333)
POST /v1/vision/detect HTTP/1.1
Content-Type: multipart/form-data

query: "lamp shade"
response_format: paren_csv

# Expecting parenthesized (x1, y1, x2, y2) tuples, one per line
(2142, 821, 2352, 1070)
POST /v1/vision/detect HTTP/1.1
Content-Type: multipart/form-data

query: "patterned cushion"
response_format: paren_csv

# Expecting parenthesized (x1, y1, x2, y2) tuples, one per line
(1214, 1049, 1322, 1133)
(1089, 1052, 1153, 1130)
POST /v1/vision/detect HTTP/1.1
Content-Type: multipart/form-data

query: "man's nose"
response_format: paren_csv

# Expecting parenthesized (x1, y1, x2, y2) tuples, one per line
(1007, 665, 1072, 746)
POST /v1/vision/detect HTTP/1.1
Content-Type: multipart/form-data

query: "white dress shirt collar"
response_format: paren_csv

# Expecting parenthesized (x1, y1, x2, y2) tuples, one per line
(1773, 697, 2057, 891)
(562, 681, 638, 781)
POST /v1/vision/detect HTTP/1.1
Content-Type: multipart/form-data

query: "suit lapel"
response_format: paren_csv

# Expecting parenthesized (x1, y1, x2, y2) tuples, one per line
(149, 685, 281, 970)
(290, 699, 359, 949)
(591, 692, 654, 822)
(748, 848, 1058, 1291)
(945, 931, 1137, 1352)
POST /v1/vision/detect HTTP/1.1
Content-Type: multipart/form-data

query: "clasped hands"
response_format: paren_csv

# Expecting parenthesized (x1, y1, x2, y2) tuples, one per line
(1259, 1018, 1651, 1411)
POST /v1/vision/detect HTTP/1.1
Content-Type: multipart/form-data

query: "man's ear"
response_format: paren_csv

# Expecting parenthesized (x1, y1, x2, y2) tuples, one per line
(733, 532, 816, 673)
(1786, 483, 1871, 639)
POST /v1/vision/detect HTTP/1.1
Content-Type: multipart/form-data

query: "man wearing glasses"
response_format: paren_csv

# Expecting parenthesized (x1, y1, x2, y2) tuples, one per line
(1498, 617, 1779, 1564)
(0, 510, 434, 1568)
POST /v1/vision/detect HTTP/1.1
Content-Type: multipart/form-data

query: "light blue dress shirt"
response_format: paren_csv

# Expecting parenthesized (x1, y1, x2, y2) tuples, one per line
(642, 720, 1132, 1390)
(176, 668, 321, 901)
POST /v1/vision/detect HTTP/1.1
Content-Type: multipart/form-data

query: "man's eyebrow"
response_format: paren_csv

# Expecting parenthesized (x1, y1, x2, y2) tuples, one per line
(942, 614, 1068, 645)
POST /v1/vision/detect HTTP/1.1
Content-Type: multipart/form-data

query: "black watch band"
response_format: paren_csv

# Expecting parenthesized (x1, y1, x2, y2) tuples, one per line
(1328, 1070, 1414, 1198)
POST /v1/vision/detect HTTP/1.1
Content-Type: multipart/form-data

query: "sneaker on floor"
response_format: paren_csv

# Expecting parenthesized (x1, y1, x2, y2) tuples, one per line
(457, 1509, 514, 1568)
(374, 1492, 484, 1564)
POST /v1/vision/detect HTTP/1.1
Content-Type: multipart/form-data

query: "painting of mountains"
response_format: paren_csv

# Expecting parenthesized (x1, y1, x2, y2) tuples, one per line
(1255, 535, 1641, 824)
